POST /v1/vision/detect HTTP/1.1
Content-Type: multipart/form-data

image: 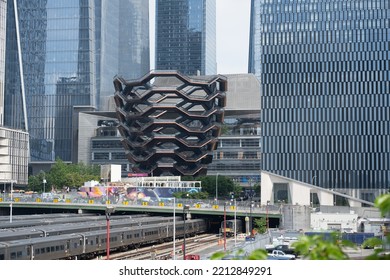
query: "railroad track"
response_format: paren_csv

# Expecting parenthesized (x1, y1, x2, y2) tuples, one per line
(107, 234, 220, 260)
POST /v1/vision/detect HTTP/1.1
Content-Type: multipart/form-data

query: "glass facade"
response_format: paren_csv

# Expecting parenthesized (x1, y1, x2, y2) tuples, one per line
(252, 0, 390, 191)
(155, 0, 217, 75)
(4, 0, 149, 163)
(0, 0, 5, 126)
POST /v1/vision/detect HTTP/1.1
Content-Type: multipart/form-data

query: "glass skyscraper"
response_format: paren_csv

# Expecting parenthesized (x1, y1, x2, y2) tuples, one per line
(155, 0, 217, 76)
(250, 0, 390, 198)
(4, 0, 149, 163)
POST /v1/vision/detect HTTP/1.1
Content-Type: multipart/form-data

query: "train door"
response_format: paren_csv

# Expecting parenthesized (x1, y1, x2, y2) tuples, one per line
(27, 245, 33, 260)
(66, 239, 70, 254)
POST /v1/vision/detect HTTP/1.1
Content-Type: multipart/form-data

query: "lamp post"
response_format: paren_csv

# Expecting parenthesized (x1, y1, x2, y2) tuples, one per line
(173, 197, 176, 260)
(223, 202, 227, 251)
(10, 180, 16, 223)
(182, 204, 190, 260)
(249, 200, 254, 235)
(234, 199, 237, 247)
(105, 206, 115, 260)
(215, 173, 219, 202)
(42, 170, 46, 195)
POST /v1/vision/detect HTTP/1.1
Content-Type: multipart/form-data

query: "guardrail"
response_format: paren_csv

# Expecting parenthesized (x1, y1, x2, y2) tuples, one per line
(0, 194, 281, 215)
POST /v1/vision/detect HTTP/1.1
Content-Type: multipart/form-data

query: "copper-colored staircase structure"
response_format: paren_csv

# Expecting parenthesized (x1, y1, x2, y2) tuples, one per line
(113, 70, 227, 176)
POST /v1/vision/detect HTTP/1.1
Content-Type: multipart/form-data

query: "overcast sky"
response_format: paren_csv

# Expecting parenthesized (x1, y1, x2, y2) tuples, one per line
(149, 0, 251, 75)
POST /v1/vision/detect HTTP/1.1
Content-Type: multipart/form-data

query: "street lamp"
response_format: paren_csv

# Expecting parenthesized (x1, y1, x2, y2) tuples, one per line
(223, 202, 227, 251)
(215, 173, 219, 202)
(182, 204, 190, 260)
(249, 200, 254, 235)
(105, 206, 115, 260)
(234, 199, 237, 247)
(10, 180, 16, 223)
(173, 197, 176, 260)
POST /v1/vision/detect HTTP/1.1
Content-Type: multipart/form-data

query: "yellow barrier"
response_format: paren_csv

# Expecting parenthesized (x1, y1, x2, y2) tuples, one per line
(230, 206, 236, 210)
(158, 202, 165, 207)
(66, 199, 71, 203)
(53, 199, 58, 203)
(212, 205, 219, 210)
(88, 200, 94, 204)
(195, 204, 201, 208)
(14, 198, 20, 202)
(0, 198, 3, 202)
(36, 198, 42, 202)
(122, 201, 129, 205)
(142, 202, 148, 206)
(177, 203, 183, 208)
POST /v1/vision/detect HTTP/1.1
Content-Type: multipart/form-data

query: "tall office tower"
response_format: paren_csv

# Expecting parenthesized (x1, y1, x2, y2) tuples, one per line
(253, 0, 390, 200)
(0, 0, 29, 185)
(4, 0, 149, 166)
(155, 0, 217, 76)
(248, 0, 261, 82)
(0, 0, 5, 126)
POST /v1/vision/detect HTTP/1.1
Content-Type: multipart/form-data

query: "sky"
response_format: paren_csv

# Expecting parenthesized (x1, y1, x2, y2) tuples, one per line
(149, 0, 251, 75)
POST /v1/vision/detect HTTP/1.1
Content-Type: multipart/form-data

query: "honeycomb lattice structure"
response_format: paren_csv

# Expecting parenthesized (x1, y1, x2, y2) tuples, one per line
(113, 70, 227, 176)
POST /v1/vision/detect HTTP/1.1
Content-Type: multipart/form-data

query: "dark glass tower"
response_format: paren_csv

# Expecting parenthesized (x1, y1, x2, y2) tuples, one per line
(251, 0, 390, 196)
(155, 0, 217, 76)
(4, 0, 149, 163)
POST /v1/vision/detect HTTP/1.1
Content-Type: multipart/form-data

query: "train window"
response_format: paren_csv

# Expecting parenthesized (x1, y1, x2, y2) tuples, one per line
(56, 246, 60, 251)
(0, 254, 4, 260)
(17, 251, 22, 259)
(10, 252, 16, 260)
(73, 243, 78, 249)
(51, 246, 55, 252)
(40, 248, 45, 254)
(46, 247, 50, 253)
(96, 237, 99, 244)
(35, 249, 40, 255)
(60, 245, 65, 250)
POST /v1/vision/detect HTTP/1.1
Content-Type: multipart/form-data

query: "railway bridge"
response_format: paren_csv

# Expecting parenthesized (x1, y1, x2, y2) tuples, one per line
(0, 200, 282, 230)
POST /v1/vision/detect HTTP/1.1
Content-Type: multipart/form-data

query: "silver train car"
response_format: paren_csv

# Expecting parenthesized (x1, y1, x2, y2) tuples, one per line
(0, 215, 182, 242)
(0, 218, 207, 260)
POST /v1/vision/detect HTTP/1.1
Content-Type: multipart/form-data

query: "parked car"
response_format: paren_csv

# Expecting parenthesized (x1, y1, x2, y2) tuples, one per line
(267, 250, 296, 260)
(192, 202, 211, 208)
(265, 244, 297, 256)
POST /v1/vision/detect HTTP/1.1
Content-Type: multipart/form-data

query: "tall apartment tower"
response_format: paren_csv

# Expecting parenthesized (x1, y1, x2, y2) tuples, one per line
(250, 0, 390, 200)
(155, 0, 217, 76)
(4, 0, 150, 167)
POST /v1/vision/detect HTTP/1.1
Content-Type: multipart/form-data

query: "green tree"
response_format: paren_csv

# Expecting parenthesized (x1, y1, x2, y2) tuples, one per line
(254, 217, 267, 234)
(292, 232, 353, 260)
(182, 175, 237, 199)
(27, 159, 100, 192)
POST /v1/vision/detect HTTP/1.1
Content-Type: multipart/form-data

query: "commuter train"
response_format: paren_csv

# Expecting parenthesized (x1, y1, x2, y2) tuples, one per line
(0, 213, 149, 229)
(0, 218, 207, 260)
(0, 215, 182, 242)
(220, 219, 242, 237)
